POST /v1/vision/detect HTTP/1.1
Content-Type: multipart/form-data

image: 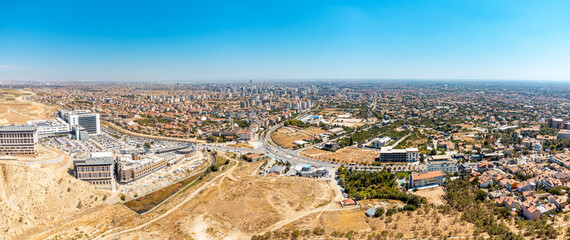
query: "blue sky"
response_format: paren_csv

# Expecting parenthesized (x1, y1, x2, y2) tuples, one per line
(1, 0, 569, 82)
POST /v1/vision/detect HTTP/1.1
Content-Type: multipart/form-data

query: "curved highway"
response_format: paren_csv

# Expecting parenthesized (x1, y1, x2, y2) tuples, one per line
(103, 114, 391, 171)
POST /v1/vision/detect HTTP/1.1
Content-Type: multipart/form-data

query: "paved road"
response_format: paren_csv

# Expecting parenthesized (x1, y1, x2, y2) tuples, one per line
(388, 133, 411, 148)
(101, 110, 387, 171)
(24, 155, 65, 166)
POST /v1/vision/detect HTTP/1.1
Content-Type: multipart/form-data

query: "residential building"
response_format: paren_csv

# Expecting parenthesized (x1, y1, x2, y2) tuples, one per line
(548, 118, 565, 129)
(551, 153, 570, 166)
(558, 129, 570, 140)
(477, 161, 494, 171)
(239, 129, 254, 140)
(427, 157, 458, 174)
(0, 125, 38, 155)
(495, 197, 521, 209)
(517, 181, 536, 192)
(522, 201, 557, 220)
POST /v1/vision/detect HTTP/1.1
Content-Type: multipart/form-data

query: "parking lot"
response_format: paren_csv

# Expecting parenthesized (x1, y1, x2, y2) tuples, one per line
(119, 151, 207, 199)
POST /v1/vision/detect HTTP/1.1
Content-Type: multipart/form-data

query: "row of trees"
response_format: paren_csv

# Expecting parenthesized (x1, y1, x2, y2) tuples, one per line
(284, 119, 314, 128)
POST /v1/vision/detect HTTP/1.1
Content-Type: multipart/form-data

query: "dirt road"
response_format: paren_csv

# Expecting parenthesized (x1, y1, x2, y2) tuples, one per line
(93, 159, 240, 240)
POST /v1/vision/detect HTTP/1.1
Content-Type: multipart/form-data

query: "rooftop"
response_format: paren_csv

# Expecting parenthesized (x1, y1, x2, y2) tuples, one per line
(75, 156, 114, 166)
(380, 147, 419, 153)
(0, 124, 37, 132)
(411, 170, 444, 180)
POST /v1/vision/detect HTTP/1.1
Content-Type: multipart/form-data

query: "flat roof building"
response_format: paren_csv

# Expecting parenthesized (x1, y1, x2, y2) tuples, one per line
(117, 154, 167, 183)
(59, 109, 101, 135)
(558, 129, 570, 140)
(378, 147, 419, 162)
(0, 125, 38, 156)
(371, 137, 391, 148)
(73, 152, 114, 186)
(27, 118, 71, 138)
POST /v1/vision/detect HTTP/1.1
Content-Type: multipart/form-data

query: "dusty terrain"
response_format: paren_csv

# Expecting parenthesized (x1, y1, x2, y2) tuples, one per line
(116, 158, 335, 240)
(13, 153, 337, 240)
(301, 147, 379, 165)
(0, 162, 109, 240)
(8, 152, 570, 239)
(279, 204, 479, 239)
(410, 186, 447, 205)
(0, 89, 29, 100)
(0, 89, 59, 124)
(271, 127, 323, 148)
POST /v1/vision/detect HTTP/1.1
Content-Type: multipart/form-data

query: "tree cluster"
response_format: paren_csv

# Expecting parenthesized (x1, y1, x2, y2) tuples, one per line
(337, 167, 425, 208)
(444, 177, 525, 239)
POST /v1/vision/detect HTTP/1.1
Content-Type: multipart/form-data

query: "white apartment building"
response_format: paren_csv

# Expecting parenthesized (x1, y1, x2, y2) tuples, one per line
(428, 158, 458, 174)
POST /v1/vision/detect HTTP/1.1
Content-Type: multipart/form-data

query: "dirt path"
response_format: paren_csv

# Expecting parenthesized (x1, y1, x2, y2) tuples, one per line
(92, 159, 240, 240)
(264, 176, 347, 232)
(389, 133, 411, 148)
(266, 203, 356, 232)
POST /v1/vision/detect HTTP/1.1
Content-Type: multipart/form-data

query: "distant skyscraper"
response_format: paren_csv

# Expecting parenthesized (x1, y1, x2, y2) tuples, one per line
(548, 118, 565, 129)
(250, 79, 252, 85)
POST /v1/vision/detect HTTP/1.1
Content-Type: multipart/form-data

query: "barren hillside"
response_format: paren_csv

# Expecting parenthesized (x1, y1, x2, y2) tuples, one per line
(0, 163, 108, 239)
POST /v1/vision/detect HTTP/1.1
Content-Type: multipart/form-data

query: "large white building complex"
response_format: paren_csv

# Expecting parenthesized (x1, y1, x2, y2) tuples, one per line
(0, 125, 39, 156)
(27, 118, 71, 138)
(378, 147, 419, 162)
(58, 109, 101, 135)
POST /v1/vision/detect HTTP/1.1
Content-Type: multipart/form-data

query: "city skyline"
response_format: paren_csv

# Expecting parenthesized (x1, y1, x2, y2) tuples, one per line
(1, 0, 570, 82)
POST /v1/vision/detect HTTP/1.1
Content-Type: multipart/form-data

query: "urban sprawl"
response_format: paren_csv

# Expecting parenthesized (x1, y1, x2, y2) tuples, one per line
(3, 80, 570, 239)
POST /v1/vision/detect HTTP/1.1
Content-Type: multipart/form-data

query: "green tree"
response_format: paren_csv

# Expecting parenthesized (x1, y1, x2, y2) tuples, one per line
(375, 207, 385, 217)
